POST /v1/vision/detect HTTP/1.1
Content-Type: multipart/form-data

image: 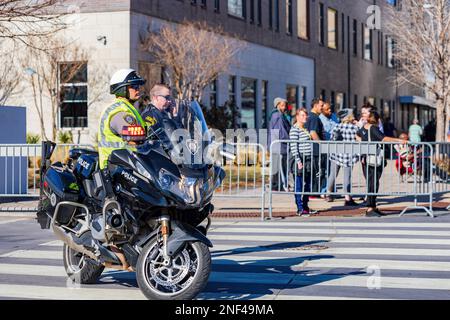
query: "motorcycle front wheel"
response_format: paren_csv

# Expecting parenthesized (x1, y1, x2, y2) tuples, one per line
(136, 238, 211, 300)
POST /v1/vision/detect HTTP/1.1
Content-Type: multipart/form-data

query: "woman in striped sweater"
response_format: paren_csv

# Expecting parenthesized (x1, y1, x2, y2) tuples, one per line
(290, 108, 314, 216)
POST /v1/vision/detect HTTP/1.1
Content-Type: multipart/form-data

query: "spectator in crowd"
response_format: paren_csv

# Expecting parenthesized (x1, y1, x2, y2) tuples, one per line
(447, 121, 450, 142)
(268, 97, 291, 191)
(423, 119, 436, 142)
(318, 102, 339, 195)
(290, 108, 316, 216)
(357, 103, 384, 133)
(305, 98, 325, 194)
(409, 119, 423, 143)
(356, 111, 407, 217)
(326, 109, 360, 206)
(320, 102, 339, 141)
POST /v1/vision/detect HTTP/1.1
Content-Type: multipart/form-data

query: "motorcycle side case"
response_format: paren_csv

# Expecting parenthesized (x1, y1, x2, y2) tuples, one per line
(74, 154, 98, 179)
(43, 166, 80, 225)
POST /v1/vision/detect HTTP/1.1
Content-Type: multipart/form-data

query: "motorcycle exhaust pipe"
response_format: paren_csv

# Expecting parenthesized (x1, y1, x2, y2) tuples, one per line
(52, 224, 99, 261)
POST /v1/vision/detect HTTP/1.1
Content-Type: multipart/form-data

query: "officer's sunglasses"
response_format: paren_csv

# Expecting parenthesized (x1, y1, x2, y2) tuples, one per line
(158, 95, 172, 100)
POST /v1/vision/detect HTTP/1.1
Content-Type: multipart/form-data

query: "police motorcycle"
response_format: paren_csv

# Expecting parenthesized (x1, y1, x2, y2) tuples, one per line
(37, 100, 232, 300)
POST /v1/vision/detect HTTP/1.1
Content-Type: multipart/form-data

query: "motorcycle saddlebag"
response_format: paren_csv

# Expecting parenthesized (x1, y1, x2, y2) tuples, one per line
(43, 165, 80, 225)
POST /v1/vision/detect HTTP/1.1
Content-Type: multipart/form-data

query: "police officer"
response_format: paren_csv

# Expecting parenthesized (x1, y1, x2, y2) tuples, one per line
(141, 84, 176, 149)
(98, 69, 147, 170)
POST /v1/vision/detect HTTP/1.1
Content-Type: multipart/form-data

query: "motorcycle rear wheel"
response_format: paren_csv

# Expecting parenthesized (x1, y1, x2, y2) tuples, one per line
(136, 239, 211, 300)
(62, 233, 104, 284)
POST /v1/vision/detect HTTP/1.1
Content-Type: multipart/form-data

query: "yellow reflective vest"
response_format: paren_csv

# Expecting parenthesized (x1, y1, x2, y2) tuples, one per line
(98, 98, 146, 169)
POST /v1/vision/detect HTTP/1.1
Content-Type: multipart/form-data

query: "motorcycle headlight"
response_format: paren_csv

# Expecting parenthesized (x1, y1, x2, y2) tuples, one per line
(158, 169, 197, 204)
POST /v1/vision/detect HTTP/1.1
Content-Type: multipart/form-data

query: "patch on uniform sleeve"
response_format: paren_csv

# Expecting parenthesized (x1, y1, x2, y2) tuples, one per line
(124, 115, 136, 125)
(145, 116, 157, 127)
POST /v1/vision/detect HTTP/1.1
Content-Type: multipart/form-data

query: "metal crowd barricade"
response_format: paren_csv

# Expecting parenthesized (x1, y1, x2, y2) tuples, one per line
(427, 142, 450, 210)
(213, 143, 267, 221)
(268, 140, 435, 219)
(0, 144, 94, 211)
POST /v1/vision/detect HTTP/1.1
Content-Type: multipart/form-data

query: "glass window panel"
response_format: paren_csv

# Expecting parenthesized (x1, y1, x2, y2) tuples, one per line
(60, 102, 88, 128)
(228, 0, 244, 18)
(241, 77, 256, 129)
(60, 85, 88, 102)
(59, 62, 87, 83)
(297, 0, 309, 39)
(327, 8, 337, 49)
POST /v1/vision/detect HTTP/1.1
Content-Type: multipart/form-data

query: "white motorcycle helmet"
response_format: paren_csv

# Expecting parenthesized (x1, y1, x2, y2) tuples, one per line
(109, 69, 146, 99)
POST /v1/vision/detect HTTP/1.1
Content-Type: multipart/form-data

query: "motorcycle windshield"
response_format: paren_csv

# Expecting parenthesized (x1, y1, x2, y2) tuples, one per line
(169, 100, 212, 169)
(138, 100, 213, 169)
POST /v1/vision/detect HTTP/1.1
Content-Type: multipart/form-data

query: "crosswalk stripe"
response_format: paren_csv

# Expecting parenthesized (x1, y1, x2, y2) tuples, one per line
(197, 292, 386, 300)
(211, 245, 450, 257)
(0, 283, 383, 300)
(43, 234, 450, 247)
(0, 284, 146, 300)
(5, 245, 450, 262)
(211, 221, 450, 229)
(211, 227, 450, 237)
(0, 219, 29, 225)
(0, 250, 62, 260)
(209, 234, 450, 245)
(212, 255, 450, 272)
(209, 272, 450, 291)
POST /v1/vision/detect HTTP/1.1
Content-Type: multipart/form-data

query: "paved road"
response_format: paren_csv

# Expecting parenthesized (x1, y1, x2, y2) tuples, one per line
(1, 214, 450, 300)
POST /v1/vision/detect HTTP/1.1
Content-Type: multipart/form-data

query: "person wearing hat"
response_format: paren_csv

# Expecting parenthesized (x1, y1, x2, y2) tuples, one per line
(268, 97, 291, 191)
(326, 109, 360, 205)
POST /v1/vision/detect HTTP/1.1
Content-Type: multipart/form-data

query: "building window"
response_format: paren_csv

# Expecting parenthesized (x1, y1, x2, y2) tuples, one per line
(286, 0, 293, 35)
(336, 92, 344, 112)
(286, 85, 298, 115)
(330, 91, 335, 111)
(59, 62, 88, 128)
(191, 0, 197, 5)
(318, 3, 325, 45)
(301, 86, 307, 108)
(352, 19, 357, 56)
(269, 0, 273, 29)
(387, 36, 394, 68)
(363, 24, 373, 61)
(200, 0, 206, 7)
(241, 77, 257, 129)
(320, 89, 326, 102)
(214, 0, 220, 12)
(262, 80, 268, 128)
(228, 75, 236, 104)
(274, 0, 280, 31)
(250, 0, 255, 23)
(297, 0, 309, 40)
(327, 8, 338, 50)
(257, 0, 262, 25)
(354, 94, 358, 108)
(228, 0, 245, 18)
(342, 13, 345, 53)
(210, 79, 218, 108)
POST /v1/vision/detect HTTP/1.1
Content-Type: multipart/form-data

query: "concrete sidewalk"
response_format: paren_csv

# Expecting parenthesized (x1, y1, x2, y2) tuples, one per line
(1, 193, 449, 218)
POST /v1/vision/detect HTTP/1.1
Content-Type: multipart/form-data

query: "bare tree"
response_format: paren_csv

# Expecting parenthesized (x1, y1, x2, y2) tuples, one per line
(142, 21, 245, 101)
(22, 35, 110, 140)
(386, 0, 450, 142)
(0, 41, 21, 105)
(0, 0, 69, 49)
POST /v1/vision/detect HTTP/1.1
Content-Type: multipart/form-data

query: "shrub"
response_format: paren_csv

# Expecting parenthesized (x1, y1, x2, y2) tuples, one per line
(26, 133, 41, 144)
(57, 130, 73, 144)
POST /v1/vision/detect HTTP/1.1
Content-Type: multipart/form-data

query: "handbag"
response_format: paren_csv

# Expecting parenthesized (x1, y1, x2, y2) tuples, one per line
(367, 125, 384, 167)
